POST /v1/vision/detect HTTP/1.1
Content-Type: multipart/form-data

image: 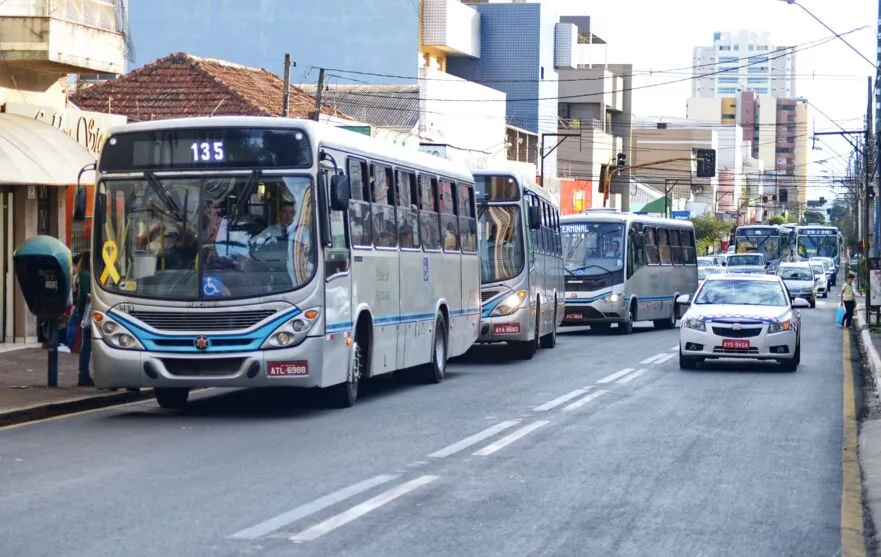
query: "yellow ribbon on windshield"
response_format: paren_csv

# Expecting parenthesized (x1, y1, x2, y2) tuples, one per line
(100, 240, 121, 285)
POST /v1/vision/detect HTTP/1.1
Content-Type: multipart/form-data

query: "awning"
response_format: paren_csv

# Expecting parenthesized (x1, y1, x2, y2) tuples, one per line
(638, 195, 672, 214)
(0, 113, 96, 186)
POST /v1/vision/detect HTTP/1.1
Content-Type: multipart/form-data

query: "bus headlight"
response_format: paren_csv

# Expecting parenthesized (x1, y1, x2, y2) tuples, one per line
(261, 308, 321, 349)
(92, 311, 144, 351)
(604, 294, 621, 303)
(490, 290, 527, 317)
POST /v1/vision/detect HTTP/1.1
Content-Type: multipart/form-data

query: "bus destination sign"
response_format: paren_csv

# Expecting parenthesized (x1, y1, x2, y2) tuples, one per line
(99, 127, 313, 172)
(800, 228, 836, 236)
(738, 227, 775, 236)
(561, 223, 594, 234)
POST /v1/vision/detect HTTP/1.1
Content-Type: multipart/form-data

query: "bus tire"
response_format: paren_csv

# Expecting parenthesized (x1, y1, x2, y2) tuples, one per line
(423, 313, 448, 384)
(540, 299, 557, 349)
(327, 340, 362, 408)
(619, 302, 635, 334)
(155, 387, 189, 410)
(513, 310, 539, 360)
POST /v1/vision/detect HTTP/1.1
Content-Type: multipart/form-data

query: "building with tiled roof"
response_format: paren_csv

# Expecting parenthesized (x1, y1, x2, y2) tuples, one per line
(297, 84, 419, 132)
(69, 53, 351, 122)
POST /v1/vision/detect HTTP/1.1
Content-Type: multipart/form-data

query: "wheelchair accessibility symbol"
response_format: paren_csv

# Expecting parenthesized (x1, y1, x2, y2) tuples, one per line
(202, 276, 223, 297)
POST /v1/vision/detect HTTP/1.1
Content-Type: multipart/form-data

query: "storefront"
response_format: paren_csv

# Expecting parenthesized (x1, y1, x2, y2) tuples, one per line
(0, 106, 123, 345)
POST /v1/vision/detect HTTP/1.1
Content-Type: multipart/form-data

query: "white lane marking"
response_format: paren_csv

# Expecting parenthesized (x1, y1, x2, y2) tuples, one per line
(597, 368, 635, 384)
(654, 353, 676, 365)
(427, 420, 521, 458)
(562, 389, 609, 412)
(533, 388, 590, 411)
(472, 421, 550, 456)
(670, 344, 679, 351)
(230, 475, 398, 540)
(290, 475, 439, 542)
(640, 353, 667, 365)
(617, 369, 648, 384)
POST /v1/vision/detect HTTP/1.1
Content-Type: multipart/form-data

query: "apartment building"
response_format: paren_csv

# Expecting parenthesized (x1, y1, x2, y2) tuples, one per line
(692, 30, 796, 98)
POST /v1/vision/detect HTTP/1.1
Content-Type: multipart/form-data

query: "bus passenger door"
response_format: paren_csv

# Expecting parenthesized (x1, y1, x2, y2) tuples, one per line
(320, 164, 352, 386)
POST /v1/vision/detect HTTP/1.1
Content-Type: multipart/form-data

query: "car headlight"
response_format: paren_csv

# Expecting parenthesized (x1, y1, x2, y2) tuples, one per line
(768, 320, 792, 334)
(683, 318, 706, 332)
(802, 287, 814, 294)
(260, 308, 321, 349)
(92, 311, 144, 351)
(490, 290, 527, 317)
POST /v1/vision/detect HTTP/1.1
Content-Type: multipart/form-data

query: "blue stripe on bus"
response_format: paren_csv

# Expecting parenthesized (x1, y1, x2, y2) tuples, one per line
(564, 293, 677, 304)
(327, 307, 481, 332)
(108, 307, 301, 354)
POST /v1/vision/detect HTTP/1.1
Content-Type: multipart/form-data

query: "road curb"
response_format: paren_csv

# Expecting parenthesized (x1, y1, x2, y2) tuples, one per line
(0, 389, 155, 428)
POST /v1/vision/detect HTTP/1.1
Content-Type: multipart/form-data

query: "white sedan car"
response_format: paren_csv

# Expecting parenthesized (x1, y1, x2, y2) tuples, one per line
(677, 274, 809, 371)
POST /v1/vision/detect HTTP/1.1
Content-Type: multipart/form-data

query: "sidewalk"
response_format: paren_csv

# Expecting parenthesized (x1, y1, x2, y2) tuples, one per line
(0, 345, 153, 427)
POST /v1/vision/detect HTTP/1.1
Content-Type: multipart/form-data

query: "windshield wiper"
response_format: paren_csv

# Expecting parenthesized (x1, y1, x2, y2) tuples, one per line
(233, 169, 263, 220)
(565, 264, 614, 279)
(143, 170, 182, 219)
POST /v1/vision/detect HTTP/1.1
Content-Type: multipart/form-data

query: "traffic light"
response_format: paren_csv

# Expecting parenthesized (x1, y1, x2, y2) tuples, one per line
(779, 189, 788, 203)
(599, 164, 611, 194)
(695, 148, 716, 178)
(616, 152, 626, 169)
(819, 196, 826, 205)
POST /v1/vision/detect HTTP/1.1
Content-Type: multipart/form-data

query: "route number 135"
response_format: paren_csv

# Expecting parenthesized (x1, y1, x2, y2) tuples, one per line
(190, 141, 225, 162)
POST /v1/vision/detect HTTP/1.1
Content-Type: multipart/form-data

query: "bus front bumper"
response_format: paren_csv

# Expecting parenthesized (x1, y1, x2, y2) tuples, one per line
(478, 307, 533, 343)
(561, 298, 628, 326)
(92, 335, 330, 389)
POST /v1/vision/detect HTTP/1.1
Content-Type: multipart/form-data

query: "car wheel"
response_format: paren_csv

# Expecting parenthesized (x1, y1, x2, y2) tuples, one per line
(781, 341, 800, 372)
(679, 350, 698, 370)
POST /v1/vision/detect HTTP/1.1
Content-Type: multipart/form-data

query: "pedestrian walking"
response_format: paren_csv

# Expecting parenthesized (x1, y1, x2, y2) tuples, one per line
(840, 272, 856, 329)
(76, 250, 93, 387)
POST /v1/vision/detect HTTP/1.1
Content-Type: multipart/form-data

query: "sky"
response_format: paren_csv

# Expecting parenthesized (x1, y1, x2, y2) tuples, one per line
(546, 0, 878, 201)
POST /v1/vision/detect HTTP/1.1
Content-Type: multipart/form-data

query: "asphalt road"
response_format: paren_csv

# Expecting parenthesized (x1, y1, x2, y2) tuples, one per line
(0, 294, 848, 557)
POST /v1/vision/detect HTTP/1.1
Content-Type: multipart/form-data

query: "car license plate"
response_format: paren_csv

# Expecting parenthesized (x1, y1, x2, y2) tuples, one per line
(267, 361, 309, 376)
(722, 339, 750, 350)
(493, 323, 520, 335)
(565, 312, 583, 320)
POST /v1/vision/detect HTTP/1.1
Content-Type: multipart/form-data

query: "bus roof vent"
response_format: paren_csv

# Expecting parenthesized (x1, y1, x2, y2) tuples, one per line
(583, 208, 623, 214)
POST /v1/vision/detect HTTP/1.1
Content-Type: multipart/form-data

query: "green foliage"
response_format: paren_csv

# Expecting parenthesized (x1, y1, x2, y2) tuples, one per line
(768, 215, 785, 225)
(803, 210, 825, 225)
(690, 215, 731, 255)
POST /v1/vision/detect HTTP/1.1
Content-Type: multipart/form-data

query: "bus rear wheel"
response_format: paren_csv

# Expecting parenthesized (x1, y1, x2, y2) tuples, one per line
(422, 314, 448, 384)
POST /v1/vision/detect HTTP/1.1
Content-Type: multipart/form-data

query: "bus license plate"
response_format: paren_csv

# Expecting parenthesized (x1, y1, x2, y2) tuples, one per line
(722, 339, 750, 350)
(565, 312, 583, 320)
(267, 362, 309, 376)
(494, 323, 520, 335)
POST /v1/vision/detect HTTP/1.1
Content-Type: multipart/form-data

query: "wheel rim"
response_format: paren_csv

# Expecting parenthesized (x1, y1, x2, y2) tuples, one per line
(349, 344, 361, 397)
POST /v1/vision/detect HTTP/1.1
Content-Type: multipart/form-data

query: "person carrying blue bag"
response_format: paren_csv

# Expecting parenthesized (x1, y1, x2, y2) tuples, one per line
(839, 273, 856, 328)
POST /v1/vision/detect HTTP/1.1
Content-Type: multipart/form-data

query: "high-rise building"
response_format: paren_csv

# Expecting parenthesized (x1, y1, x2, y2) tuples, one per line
(692, 30, 796, 98)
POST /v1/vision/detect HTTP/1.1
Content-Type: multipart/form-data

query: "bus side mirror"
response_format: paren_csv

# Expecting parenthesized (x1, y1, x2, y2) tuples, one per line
(72, 162, 95, 222)
(528, 206, 541, 229)
(330, 174, 351, 211)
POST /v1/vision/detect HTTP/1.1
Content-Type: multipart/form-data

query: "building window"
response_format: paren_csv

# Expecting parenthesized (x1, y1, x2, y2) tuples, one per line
(747, 76, 767, 84)
(719, 56, 738, 63)
(748, 66, 768, 73)
(754, 88, 769, 94)
(718, 87, 738, 95)
(779, 104, 796, 111)
(718, 77, 740, 84)
(733, 44, 740, 50)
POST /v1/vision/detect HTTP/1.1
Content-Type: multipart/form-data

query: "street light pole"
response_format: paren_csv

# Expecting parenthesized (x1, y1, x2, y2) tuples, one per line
(539, 132, 580, 188)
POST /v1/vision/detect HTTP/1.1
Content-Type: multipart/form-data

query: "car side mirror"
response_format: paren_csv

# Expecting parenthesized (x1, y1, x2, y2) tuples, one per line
(792, 297, 810, 308)
(676, 294, 690, 305)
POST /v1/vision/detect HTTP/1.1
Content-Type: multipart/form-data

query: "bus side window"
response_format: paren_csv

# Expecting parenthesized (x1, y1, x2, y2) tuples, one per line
(439, 178, 459, 252)
(657, 228, 671, 264)
(682, 229, 696, 264)
(553, 209, 562, 255)
(644, 227, 659, 264)
(396, 169, 420, 249)
(457, 183, 477, 253)
(541, 201, 551, 254)
(347, 158, 372, 248)
(419, 175, 441, 250)
(628, 226, 645, 277)
(370, 164, 397, 248)
(669, 229, 683, 264)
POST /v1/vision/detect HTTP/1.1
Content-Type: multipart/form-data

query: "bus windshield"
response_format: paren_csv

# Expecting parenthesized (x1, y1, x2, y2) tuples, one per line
(94, 174, 316, 300)
(736, 234, 780, 260)
(561, 222, 625, 275)
(478, 204, 525, 283)
(797, 234, 838, 258)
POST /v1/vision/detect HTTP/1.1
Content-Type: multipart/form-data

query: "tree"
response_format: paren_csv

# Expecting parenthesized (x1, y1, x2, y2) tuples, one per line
(803, 210, 826, 224)
(768, 215, 785, 225)
(690, 214, 731, 254)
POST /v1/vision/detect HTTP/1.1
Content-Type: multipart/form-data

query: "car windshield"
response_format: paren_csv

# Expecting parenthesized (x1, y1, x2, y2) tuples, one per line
(778, 267, 812, 281)
(561, 221, 625, 275)
(727, 254, 763, 266)
(478, 204, 525, 283)
(694, 279, 788, 306)
(697, 256, 717, 266)
(94, 175, 315, 300)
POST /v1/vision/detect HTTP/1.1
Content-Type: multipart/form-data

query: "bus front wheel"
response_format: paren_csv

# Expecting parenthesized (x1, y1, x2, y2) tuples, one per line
(155, 387, 189, 410)
(327, 340, 362, 408)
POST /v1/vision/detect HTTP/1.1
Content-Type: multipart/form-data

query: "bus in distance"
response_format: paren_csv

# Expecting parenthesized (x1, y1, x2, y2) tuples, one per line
(560, 210, 698, 333)
(795, 225, 841, 264)
(733, 224, 794, 271)
(73, 116, 481, 409)
(474, 170, 564, 359)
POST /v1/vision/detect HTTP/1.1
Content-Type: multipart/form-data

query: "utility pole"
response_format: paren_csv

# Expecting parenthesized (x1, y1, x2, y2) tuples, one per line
(875, 0, 881, 257)
(539, 132, 580, 189)
(282, 53, 292, 117)
(663, 179, 678, 218)
(867, 75, 874, 324)
(311, 68, 326, 122)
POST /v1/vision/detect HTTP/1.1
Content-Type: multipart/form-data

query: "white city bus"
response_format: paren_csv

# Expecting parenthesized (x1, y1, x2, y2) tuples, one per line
(794, 224, 841, 264)
(474, 170, 564, 359)
(73, 116, 480, 409)
(560, 210, 698, 333)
